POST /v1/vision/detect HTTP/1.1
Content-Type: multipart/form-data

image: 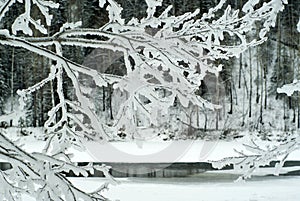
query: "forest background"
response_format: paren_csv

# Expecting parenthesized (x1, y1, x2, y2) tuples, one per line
(0, 0, 299, 140)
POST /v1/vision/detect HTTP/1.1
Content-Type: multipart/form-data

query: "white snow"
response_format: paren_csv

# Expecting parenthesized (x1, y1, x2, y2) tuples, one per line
(71, 176, 300, 201)
(2, 128, 300, 164)
(277, 80, 300, 96)
(2, 128, 300, 201)
(19, 176, 300, 201)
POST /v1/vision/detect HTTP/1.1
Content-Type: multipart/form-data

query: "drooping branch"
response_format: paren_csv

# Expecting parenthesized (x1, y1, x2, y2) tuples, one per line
(0, 131, 113, 201)
(0, 33, 118, 147)
(0, 0, 293, 200)
(211, 136, 300, 181)
(1, 0, 289, 138)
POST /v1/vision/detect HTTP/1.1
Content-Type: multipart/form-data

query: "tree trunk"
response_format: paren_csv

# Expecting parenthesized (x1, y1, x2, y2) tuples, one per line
(102, 86, 106, 111)
(229, 81, 233, 114)
(215, 76, 219, 130)
(249, 48, 252, 118)
(298, 92, 300, 128)
(109, 84, 113, 120)
(276, 16, 281, 100)
(10, 48, 15, 126)
(40, 56, 45, 126)
(239, 55, 242, 89)
(259, 48, 263, 126)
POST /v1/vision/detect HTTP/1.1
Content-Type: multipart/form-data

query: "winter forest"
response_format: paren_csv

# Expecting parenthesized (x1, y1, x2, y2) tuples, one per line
(1, 0, 300, 136)
(0, 0, 300, 201)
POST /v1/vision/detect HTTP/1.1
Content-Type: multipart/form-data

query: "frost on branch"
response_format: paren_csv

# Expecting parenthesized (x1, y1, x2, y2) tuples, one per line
(277, 80, 300, 96)
(10, 0, 59, 36)
(211, 136, 299, 181)
(0, 131, 114, 201)
(99, 0, 124, 25)
(90, 0, 287, 137)
(1, 0, 288, 140)
(0, 0, 290, 199)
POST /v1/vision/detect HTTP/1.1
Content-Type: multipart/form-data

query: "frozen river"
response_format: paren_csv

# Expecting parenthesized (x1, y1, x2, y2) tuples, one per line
(19, 170, 300, 201)
(67, 174, 300, 201)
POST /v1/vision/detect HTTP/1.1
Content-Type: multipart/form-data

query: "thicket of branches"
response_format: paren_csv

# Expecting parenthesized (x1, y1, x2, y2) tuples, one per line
(0, 0, 297, 200)
(0, 0, 299, 137)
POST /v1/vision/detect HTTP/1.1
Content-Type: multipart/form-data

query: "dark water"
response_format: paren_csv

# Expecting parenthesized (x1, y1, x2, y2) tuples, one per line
(2, 161, 300, 178)
(126, 173, 300, 185)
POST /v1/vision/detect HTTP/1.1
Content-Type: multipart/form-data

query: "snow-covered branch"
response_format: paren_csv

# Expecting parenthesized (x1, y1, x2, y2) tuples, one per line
(211, 136, 300, 181)
(0, 131, 113, 201)
(0, 0, 290, 199)
(0, 33, 115, 151)
(277, 80, 300, 96)
(0, 0, 287, 138)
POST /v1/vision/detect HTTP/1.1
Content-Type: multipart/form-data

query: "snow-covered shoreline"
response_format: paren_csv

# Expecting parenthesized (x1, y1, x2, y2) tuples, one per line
(22, 176, 300, 201)
(2, 127, 300, 163)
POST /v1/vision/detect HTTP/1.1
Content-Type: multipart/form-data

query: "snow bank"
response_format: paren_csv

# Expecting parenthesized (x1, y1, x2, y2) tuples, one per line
(2, 128, 300, 163)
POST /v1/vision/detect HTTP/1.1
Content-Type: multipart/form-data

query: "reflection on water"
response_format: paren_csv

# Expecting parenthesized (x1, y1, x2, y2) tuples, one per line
(127, 173, 300, 185)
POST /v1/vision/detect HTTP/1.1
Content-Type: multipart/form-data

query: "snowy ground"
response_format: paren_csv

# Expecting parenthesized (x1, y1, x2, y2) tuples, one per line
(3, 127, 300, 201)
(63, 176, 300, 201)
(104, 176, 300, 201)
(2, 127, 300, 163)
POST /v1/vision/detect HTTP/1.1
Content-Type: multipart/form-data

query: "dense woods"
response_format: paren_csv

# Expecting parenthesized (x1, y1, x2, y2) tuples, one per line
(0, 0, 299, 138)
